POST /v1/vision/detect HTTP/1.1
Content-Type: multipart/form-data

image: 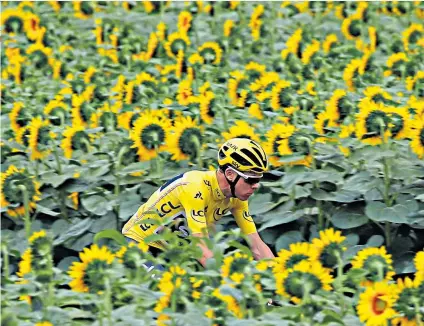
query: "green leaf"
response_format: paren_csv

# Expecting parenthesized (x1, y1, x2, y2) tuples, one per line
(365, 201, 386, 222)
(53, 218, 93, 245)
(321, 309, 345, 325)
(366, 235, 384, 247)
(331, 210, 368, 229)
(36, 204, 60, 217)
(94, 229, 127, 246)
(57, 256, 79, 271)
(249, 193, 274, 215)
(259, 209, 304, 232)
(90, 212, 118, 233)
(118, 194, 141, 221)
(275, 231, 304, 251)
(65, 232, 94, 251)
(393, 252, 416, 274)
(81, 195, 112, 216)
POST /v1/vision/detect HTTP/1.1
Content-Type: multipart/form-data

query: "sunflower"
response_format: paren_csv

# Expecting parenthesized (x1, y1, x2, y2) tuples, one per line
(228, 70, 248, 106)
(24, 12, 43, 41)
(322, 34, 338, 54)
(156, 21, 167, 41)
(385, 52, 409, 78)
(178, 11, 192, 33)
(363, 86, 392, 104)
(391, 277, 421, 326)
(28, 117, 56, 160)
(343, 58, 363, 91)
(312, 228, 346, 269)
(164, 31, 191, 59)
(90, 104, 119, 132)
(115, 241, 149, 270)
(301, 40, 320, 66)
(314, 110, 339, 136)
(221, 252, 253, 284)
(250, 71, 280, 94)
(68, 244, 115, 293)
(176, 79, 193, 106)
(223, 19, 234, 37)
(16, 248, 32, 303)
(275, 260, 333, 304)
(212, 287, 243, 319)
(326, 89, 352, 123)
(198, 41, 223, 65)
(414, 251, 424, 275)
(130, 113, 171, 161)
(273, 242, 319, 274)
(0, 165, 41, 218)
(1, 8, 27, 34)
(249, 4, 264, 41)
(73, 1, 96, 20)
(355, 99, 392, 145)
(133, 32, 159, 62)
(199, 91, 216, 124)
(341, 12, 363, 41)
(248, 103, 264, 120)
(48, 1, 62, 13)
(167, 116, 203, 162)
(385, 106, 411, 140)
(26, 43, 53, 69)
(71, 95, 95, 128)
(281, 28, 303, 59)
(357, 281, 397, 326)
(61, 125, 91, 159)
(410, 116, 424, 159)
(245, 61, 267, 81)
(35, 322, 53, 326)
(9, 101, 31, 133)
(351, 246, 395, 286)
(402, 23, 424, 51)
(280, 1, 308, 17)
(221, 120, 260, 142)
(271, 80, 293, 110)
(43, 97, 69, 126)
(406, 70, 424, 94)
(263, 123, 296, 167)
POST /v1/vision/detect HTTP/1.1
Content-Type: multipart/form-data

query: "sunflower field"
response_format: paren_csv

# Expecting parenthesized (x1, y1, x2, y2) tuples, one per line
(1, 1, 424, 325)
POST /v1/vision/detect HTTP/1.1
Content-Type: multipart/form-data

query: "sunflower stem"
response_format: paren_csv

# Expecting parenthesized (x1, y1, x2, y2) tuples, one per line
(190, 135, 203, 169)
(414, 297, 423, 326)
(1, 243, 10, 282)
(17, 185, 31, 239)
(104, 275, 113, 326)
(81, 137, 91, 153)
(59, 190, 69, 221)
(53, 146, 62, 174)
(114, 146, 128, 229)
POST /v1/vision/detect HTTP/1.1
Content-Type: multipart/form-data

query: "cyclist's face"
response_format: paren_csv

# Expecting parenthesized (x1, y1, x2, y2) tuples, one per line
(235, 175, 260, 201)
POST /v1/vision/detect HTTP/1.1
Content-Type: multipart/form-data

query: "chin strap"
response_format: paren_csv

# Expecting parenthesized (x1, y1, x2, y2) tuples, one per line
(223, 172, 241, 198)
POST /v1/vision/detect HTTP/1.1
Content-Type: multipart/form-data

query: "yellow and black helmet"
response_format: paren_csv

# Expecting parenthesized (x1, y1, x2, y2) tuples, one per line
(218, 138, 268, 175)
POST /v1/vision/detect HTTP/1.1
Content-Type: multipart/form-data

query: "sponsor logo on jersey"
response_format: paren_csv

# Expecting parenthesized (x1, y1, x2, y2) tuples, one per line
(194, 192, 203, 200)
(243, 210, 254, 222)
(157, 201, 181, 218)
(204, 180, 211, 187)
(213, 207, 231, 221)
(191, 209, 206, 223)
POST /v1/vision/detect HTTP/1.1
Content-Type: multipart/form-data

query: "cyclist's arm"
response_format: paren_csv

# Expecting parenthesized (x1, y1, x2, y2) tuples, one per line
(232, 200, 275, 260)
(192, 233, 214, 268)
(247, 232, 275, 260)
(178, 185, 211, 267)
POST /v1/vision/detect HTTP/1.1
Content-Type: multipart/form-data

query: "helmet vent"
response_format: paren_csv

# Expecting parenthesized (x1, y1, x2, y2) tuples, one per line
(218, 149, 226, 159)
(251, 147, 267, 166)
(230, 152, 251, 167)
(241, 148, 262, 167)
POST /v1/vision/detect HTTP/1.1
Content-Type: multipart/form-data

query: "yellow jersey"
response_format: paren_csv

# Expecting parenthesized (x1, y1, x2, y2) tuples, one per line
(122, 170, 257, 249)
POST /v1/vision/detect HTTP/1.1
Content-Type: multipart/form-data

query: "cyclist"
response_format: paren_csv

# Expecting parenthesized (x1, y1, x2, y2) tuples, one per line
(122, 138, 275, 268)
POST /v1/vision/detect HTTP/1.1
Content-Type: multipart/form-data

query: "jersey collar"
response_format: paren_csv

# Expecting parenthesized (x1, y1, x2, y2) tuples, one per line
(209, 170, 225, 200)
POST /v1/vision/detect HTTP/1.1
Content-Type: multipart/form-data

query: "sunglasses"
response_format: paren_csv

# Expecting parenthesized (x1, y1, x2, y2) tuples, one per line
(227, 166, 262, 185)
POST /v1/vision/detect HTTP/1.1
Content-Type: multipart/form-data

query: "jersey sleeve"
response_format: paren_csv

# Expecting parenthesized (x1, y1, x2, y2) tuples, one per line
(232, 199, 257, 235)
(178, 183, 209, 235)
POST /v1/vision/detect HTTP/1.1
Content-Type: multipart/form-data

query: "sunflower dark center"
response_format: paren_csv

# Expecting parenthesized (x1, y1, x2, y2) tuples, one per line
(420, 128, 424, 146)
(37, 126, 52, 146)
(364, 110, 390, 135)
(140, 124, 165, 149)
(279, 88, 293, 108)
(81, 2, 94, 15)
(363, 255, 390, 282)
(409, 30, 422, 44)
(83, 260, 108, 293)
(288, 134, 310, 155)
(284, 271, 322, 299)
(3, 172, 37, 205)
(272, 136, 283, 153)
(178, 128, 202, 156)
(49, 108, 66, 125)
(389, 113, 404, 137)
(17, 109, 32, 128)
(31, 50, 48, 69)
(100, 112, 117, 131)
(349, 20, 361, 37)
(200, 48, 217, 64)
(286, 254, 309, 269)
(80, 103, 94, 123)
(229, 258, 250, 274)
(71, 130, 90, 151)
(320, 243, 343, 268)
(171, 39, 187, 56)
(5, 16, 24, 33)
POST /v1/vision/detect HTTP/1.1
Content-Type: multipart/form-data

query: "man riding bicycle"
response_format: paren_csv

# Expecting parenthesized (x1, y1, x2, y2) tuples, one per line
(122, 138, 275, 268)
